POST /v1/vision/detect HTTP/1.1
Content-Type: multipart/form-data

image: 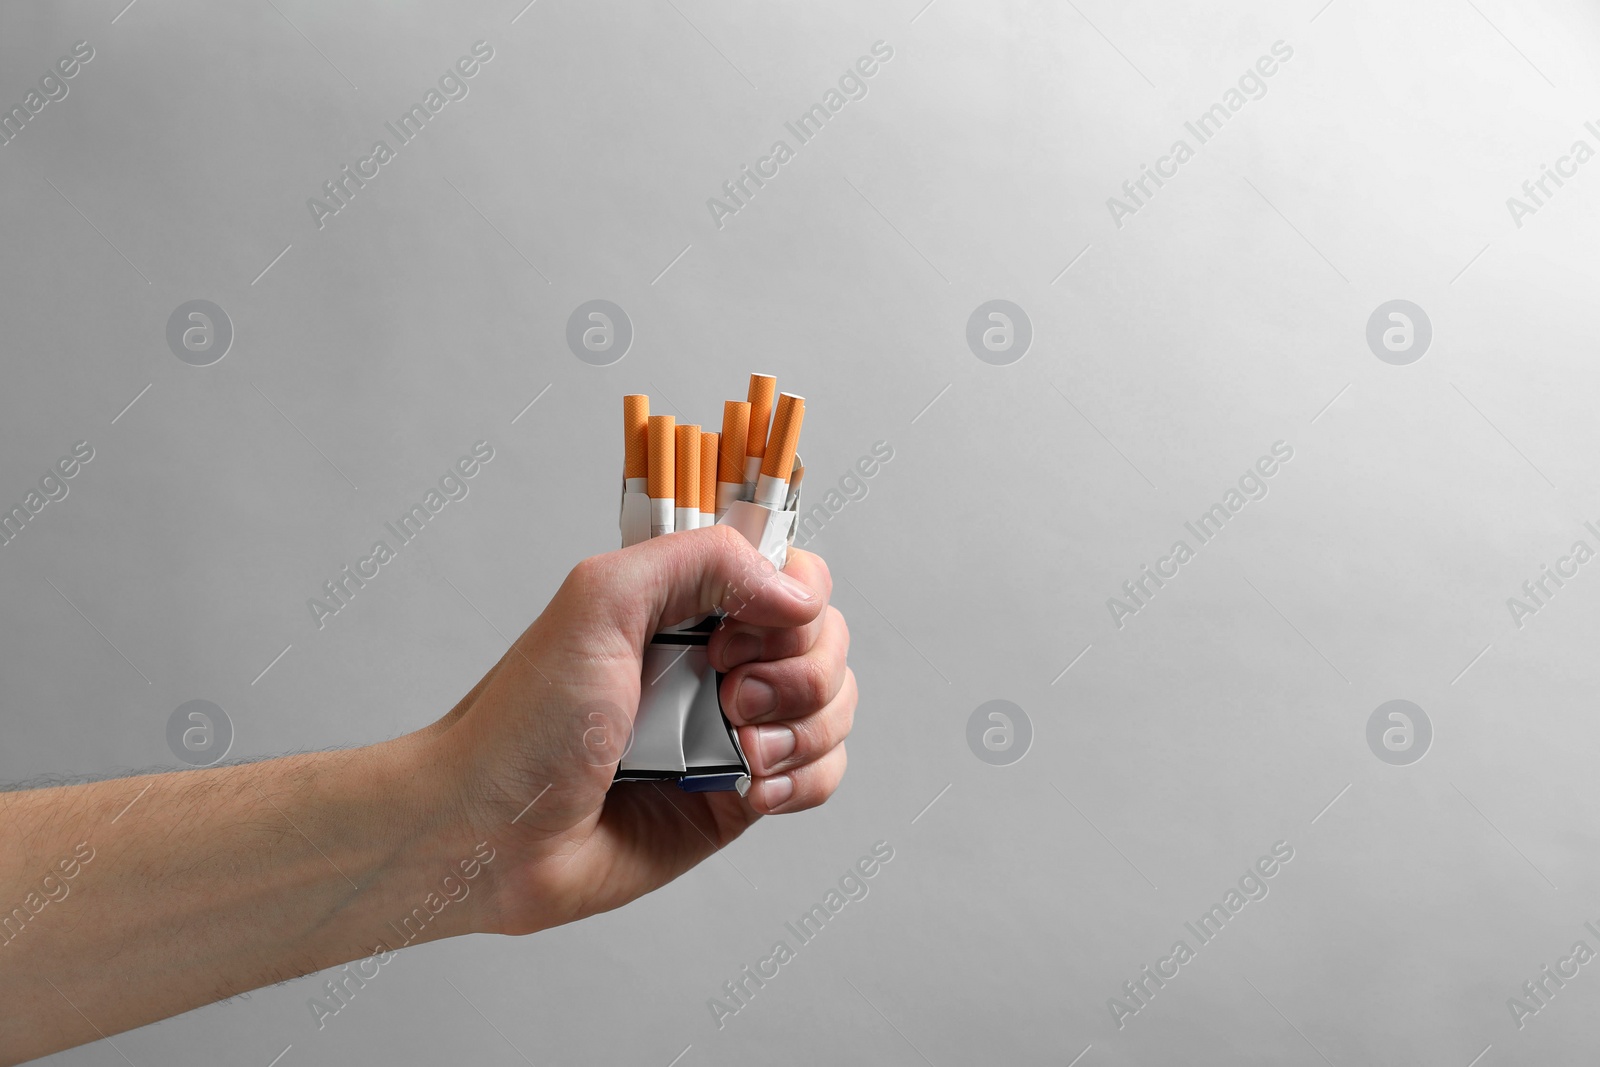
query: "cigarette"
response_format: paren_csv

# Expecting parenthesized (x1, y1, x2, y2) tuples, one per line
(717, 400, 750, 516)
(675, 424, 700, 534)
(744, 373, 776, 499)
(623, 394, 649, 495)
(647, 414, 675, 536)
(699, 431, 718, 529)
(755, 392, 804, 509)
(785, 464, 804, 510)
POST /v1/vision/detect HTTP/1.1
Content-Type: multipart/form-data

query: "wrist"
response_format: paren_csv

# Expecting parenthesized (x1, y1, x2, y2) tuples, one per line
(405, 713, 583, 940)
(359, 731, 502, 944)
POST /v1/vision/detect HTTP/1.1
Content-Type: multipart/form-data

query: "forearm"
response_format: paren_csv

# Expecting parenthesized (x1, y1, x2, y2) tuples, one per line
(0, 731, 489, 1064)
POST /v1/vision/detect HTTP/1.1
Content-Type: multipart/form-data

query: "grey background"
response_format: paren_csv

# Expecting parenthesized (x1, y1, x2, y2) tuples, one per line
(3, 0, 1598, 1063)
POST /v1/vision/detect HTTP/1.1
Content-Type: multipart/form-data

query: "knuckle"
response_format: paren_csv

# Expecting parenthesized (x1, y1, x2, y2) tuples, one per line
(825, 742, 851, 793)
(836, 681, 857, 737)
(564, 552, 613, 599)
(785, 716, 823, 763)
(828, 605, 849, 649)
(795, 655, 834, 710)
(811, 554, 833, 599)
(707, 523, 748, 555)
(792, 713, 842, 767)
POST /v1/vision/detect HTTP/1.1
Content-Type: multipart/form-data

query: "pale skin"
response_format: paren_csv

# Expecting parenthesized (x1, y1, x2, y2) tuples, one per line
(0, 526, 854, 1065)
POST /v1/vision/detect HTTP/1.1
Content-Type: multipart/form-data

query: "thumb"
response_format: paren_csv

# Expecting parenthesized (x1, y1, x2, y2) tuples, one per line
(585, 524, 823, 648)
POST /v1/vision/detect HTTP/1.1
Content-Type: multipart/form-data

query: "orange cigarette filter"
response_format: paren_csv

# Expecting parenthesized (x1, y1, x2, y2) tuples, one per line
(699, 431, 718, 513)
(675, 424, 700, 508)
(647, 415, 675, 498)
(718, 401, 750, 483)
(745, 373, 776, 459)
(623, 394, 649, 479)
(761, 392, 804, 481)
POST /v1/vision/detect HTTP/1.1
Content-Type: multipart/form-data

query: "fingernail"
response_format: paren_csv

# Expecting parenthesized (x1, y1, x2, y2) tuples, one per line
(722, 632, 761, 670)
(756, 724, 796, 772)
(774, 570, 817, 603)
(737, 676, 779, 720)
(759, 774, 794, 810)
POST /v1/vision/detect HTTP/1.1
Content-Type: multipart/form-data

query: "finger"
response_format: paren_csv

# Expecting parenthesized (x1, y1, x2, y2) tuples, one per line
(557, 525, 823, 650)
(747, 741, 848, 814)
(709, 549, 832, 672)
(720, 605, 850, 726)
(777, 547, 833, 604)
(739, 667, 856, 777)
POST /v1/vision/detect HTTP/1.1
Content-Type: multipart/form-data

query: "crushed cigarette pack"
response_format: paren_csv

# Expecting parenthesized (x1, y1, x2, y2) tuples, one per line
(612, 377, 807, 793)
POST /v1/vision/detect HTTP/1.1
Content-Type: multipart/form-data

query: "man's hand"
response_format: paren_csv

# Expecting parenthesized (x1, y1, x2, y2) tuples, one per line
(433, 524, 855, 935)
(0, 527, 853, 1064)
